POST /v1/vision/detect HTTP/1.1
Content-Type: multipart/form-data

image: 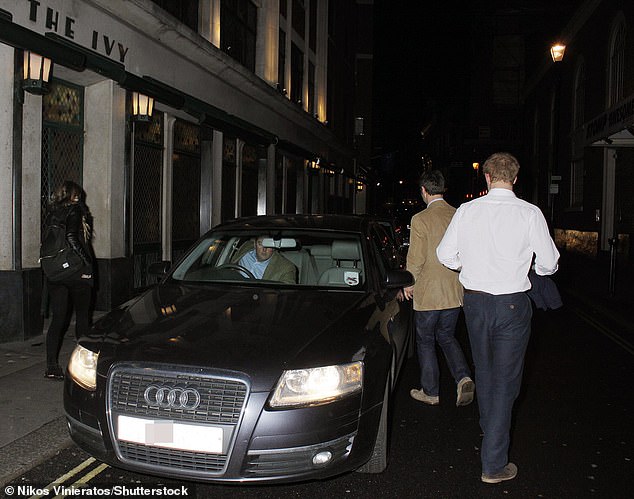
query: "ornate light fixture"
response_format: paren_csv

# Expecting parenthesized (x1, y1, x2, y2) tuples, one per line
(550, 44, 566, 63)
(132, 92, 154, 122)
(22, 51, 53, 95)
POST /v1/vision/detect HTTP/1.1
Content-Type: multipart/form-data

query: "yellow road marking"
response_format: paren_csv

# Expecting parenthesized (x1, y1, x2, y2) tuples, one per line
(29, 457, 96, 499)
(51, 463, 110, 498)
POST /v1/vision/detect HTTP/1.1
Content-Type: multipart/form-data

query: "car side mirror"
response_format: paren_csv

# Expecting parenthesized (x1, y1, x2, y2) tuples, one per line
(385, 269, 414, 289)
(148, 261, 171, 277)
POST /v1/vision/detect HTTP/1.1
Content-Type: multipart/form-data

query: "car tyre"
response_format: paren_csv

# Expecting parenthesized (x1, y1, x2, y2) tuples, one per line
(356, 376, 389, 474)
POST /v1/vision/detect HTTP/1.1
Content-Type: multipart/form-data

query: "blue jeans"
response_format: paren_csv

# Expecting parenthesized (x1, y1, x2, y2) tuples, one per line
(463, 291, 532, 475)
(415, 308, 471, 397)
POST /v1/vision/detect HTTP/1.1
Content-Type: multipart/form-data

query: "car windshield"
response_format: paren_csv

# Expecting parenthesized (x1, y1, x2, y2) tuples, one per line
(170, 230, 366, 289)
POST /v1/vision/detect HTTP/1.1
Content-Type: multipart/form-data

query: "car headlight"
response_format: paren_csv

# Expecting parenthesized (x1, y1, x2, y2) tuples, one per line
(269, 361, 363, 408)
(67, 345, 99, 391)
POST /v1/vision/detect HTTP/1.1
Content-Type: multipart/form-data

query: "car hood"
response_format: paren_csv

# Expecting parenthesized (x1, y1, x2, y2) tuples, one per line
(91, 282, 372, 391)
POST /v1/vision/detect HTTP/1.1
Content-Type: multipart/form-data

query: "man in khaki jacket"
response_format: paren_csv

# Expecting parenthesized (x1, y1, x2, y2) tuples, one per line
(404, 170, 474, 406)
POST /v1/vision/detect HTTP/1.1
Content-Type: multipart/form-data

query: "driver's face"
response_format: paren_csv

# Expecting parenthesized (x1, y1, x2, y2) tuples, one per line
(255, 238, 274, 262)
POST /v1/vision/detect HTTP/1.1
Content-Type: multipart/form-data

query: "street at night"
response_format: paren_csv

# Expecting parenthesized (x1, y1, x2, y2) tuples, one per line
(2, 1, 634, 498)
(2, 281, 632, 498)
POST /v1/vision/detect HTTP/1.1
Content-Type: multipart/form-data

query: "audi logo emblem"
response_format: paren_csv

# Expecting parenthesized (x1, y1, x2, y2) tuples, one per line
(143, 385, 202, 410)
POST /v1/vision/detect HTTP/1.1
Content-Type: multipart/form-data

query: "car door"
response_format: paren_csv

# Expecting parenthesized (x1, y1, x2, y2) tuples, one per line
(368, 222, 413, 379)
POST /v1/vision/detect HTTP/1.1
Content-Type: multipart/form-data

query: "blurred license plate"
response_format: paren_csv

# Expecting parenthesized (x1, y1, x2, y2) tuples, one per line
(117, 415, 223, 454)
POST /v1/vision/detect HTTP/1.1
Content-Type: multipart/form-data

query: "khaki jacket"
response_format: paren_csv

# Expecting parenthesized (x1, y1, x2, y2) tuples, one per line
(406, 199, 463, 311)
(262, 251, 297, 284)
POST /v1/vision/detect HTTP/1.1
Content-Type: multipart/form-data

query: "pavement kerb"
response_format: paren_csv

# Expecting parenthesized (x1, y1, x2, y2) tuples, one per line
(0, 416, 72, 487)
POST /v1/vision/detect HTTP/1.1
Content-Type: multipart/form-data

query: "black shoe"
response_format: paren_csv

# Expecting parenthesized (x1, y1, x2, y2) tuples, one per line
(45, 365, 65, 380)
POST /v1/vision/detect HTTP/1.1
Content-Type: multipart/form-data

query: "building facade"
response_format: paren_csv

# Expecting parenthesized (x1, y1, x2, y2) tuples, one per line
(0, 0, 373, 342)
(522, 0, 633, 270)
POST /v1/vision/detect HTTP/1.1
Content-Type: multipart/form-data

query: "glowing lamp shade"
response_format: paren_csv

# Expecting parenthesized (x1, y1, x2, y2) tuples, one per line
(22, 51, 53, 95)
(550, 44, 566, 63)
(132, 92, 154, 122)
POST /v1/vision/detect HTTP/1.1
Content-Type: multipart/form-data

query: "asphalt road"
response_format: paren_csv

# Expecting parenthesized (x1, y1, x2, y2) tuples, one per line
(2, 298, 633, 499)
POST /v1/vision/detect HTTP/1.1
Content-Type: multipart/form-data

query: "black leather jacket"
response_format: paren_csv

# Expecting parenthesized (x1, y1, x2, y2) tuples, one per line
(49, 203, 93, 266)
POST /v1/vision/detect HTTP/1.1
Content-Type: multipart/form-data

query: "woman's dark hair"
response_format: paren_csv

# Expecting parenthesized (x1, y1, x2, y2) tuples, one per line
(50, 180, 84, 207)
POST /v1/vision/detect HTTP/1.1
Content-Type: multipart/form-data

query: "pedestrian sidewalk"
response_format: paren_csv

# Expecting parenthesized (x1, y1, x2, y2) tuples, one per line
(553, 250, 634, 339)
(0, 323, 78, 486)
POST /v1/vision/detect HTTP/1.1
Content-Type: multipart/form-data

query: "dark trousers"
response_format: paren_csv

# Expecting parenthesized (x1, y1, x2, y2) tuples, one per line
(46, 280, 92, 368)
(463, 291, 532, 475)
(414, 308, 470, 396)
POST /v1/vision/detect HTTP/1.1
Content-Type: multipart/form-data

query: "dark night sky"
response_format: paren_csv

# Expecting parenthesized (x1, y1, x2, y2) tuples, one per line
(371, 0, 584, 180)
(373, 2, 471, 146)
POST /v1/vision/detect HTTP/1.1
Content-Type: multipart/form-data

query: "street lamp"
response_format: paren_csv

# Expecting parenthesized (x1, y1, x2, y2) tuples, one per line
(22, 51, 53, 95)
(549, 43, 566, 222)
(132, 92, 154, 122)
(550, 43, 566, 63)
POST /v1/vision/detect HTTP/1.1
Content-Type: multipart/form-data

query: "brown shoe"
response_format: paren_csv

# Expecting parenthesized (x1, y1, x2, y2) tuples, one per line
(481, 462, 518, 484)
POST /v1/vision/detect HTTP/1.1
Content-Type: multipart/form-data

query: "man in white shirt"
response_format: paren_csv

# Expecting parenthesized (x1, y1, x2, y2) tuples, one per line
(437, 152, 559, 484)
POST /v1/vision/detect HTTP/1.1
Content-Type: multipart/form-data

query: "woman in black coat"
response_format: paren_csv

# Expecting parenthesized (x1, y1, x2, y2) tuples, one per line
(43, 180, 94, 379)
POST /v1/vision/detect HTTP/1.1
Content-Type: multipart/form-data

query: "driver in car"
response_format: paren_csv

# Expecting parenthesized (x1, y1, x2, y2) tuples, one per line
(236, 236, 297, 284)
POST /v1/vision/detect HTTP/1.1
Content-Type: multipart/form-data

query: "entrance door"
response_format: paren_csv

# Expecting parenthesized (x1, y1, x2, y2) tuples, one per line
(41, 79, 84, 229)
(172, 119, 201, 261)
(132, 111, 163, 290)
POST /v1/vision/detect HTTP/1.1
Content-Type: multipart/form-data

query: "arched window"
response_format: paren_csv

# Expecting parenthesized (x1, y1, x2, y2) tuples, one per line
(607, 15, 626, 107)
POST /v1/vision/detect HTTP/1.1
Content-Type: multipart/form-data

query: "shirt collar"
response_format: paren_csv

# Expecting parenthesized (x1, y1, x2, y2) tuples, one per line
(487, 188, 516, 197)
(427, 197, 444, 206)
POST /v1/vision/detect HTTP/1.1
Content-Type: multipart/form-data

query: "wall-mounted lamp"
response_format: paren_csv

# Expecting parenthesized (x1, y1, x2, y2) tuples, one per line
(22, 51, 53, 95)
(550, 43, 566, 63)
(472, 162, 480, 171)
(132, 92, 154, 122)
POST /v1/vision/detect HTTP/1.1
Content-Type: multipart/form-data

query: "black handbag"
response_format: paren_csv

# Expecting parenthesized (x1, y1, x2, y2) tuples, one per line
(40, 222, 84, 282)
(40, 245, 84, 282)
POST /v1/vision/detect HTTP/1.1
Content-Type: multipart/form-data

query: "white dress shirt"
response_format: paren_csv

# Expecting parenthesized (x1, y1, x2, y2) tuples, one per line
(239, 250, 271, 279)
(436, 188, 560, 295)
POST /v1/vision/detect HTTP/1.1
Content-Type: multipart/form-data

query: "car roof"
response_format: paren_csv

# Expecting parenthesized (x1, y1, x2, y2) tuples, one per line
(211, 214, 384, 233)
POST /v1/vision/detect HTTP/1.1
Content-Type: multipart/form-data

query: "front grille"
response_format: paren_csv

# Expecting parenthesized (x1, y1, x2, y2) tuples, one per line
(108, 364, 248, 474)
(118, 442, 227, 472)
(109, 369, 246, 423)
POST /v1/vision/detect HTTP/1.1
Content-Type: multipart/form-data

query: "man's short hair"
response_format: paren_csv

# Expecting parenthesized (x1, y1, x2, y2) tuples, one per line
(483, 152, 520, 183)
(419, 170, 445, 195)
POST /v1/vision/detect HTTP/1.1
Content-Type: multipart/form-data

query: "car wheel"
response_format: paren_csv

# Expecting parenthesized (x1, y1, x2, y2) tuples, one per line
(356, 376, 389, 474)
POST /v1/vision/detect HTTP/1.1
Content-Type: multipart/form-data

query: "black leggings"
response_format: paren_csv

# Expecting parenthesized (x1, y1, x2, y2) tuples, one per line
(45, 280, 92, 368)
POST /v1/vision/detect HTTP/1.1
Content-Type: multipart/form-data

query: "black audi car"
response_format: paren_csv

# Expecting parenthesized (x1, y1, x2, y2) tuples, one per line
(64, 215, 414, 483)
